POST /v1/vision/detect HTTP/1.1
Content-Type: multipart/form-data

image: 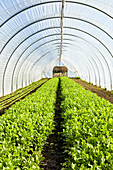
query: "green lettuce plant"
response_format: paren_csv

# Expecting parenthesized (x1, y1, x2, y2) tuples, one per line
(60, 77, 113, 169)
(0, 78, 58, 169)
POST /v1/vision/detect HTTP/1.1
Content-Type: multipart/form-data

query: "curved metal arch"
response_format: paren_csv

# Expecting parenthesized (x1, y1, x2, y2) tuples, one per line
(33, 56, 91, 83)
(24, 44, 70, 85)
(19, 25, 113, 91)
(54, 43, 99, 85)
(2, 15, 113, 94)
(19, 44, 60, 88)
(15, 39, 68, 89)
(60, 43, 101, 85)
(14, 29, 111, 91)
(90, 52, 102, 86)
(26, 43, 96, 87)
(72, 37, 106, 87)
(64, 16, 113, 39)
(11, 33, 61, 91)
(60, 55, 91, 82)
(31, 48, 91, 84)
(68, 35, 105, 86)
(65, 1, 113, 19)
(2, 27, 112, 95)
(1, 16, 112, 56)
(1, 0, 113, 27)
(0, 1, 61, 27)
(21, 48, 59, 88)
(23, 44, 79, 86)
(0, 17, 60, 53)
(2, 14, 112, 90)
(8, 28, 106, 92)
(64, 26, 113, 90)
(29, 46, 91, 84)
(19, 39, 101, 91)
(63, 52, 91, 82)
(1, 17, 113, 57)
(31, 57, 60, 82)
(10, 31, 106, 90)
(61, 57, 90, 82)
(3, 27, 112, 94)
(64, 27, 113, 58)
(61, 50, 91, 81)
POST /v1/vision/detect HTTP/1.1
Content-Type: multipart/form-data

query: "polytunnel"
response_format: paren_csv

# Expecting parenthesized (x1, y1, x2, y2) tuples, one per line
(0, 0, 113, 96)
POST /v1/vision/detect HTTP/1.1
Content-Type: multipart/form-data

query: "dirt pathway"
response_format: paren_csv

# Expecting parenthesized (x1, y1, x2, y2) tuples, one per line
(40, 78, 64, 169)
(72, 79, 113, 104)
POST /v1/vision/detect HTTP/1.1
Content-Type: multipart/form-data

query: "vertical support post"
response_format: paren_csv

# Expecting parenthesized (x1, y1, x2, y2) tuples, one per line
(60, 0, 65, 60)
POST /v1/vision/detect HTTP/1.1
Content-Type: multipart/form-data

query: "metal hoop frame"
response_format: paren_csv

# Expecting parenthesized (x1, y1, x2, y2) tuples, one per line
(0, 1, 113, 94)
(1, 0, 112, 27)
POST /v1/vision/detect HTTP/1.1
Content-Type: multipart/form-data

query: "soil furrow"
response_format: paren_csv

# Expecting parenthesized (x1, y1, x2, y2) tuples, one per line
(40, 78, 64, 170)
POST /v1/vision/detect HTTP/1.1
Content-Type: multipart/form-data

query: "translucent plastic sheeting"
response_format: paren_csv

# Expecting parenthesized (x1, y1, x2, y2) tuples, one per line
(0, 0, 113, 96)
(64, 44, 101, 85)
(0, 1, 62, 95)
(12, 33, 60, 89)
(61, 33, 113, 89)
(40, 58, 60, 78)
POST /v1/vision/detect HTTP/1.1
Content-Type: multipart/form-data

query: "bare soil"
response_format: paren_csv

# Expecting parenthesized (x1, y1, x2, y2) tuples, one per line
(72, 79, 113, 104)
(40, 78, 65, 170)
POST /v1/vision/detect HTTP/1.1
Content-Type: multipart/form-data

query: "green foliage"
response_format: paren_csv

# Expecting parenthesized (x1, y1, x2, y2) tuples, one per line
(88, 81, 93, 85)
(0, 78, 58, 169)
(60, 77, 113, 169)
(75, 77, 80, 79)
(0, 78, 48, 111)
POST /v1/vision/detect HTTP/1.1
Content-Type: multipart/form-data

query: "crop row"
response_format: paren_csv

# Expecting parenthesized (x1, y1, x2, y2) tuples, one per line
(0, 78, 59, 169)
(60, 77, 113, 169)
(0, 78, 48, 112)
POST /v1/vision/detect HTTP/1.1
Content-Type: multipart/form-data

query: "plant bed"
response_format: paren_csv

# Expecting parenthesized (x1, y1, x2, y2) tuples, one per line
(72, 78, 113, 104)
(0, 78, 58, 169)
(0, 78, 48, 115)
(60, 77, 113, 169)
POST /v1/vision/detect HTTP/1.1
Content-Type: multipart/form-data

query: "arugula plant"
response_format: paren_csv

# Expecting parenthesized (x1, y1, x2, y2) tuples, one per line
(0, 78, 58, 169)
(60, 77, 113, 170)
(0, 79, 48, 112)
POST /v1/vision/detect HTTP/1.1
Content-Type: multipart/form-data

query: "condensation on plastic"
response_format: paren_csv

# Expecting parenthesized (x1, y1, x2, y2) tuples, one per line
(0, 0, 113, 96)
